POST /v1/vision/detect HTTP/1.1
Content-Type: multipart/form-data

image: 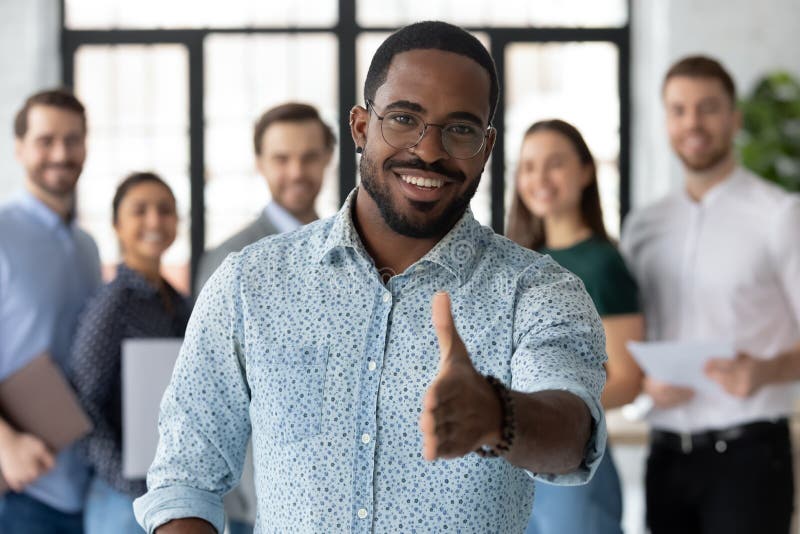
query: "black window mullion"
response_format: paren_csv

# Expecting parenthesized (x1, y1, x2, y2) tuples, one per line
(187, 33, 205, 290)
(489, 32, 509, 234)
(60, 1, 632, 265)
(338, 0, 358, 204)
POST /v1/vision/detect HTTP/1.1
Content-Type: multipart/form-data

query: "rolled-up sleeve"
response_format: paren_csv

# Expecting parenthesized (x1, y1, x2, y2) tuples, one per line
(134, 255, 251, 534)
(510, 256, 608, 486)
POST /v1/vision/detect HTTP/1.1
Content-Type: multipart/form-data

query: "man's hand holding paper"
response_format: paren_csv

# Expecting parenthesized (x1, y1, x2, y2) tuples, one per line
(704, 352, 776, 398)
(627, 340, 737, 405)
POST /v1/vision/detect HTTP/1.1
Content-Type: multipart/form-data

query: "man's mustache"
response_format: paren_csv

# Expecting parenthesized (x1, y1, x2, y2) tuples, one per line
(42, 163, 80, 171)
(385, 157, 466, 182)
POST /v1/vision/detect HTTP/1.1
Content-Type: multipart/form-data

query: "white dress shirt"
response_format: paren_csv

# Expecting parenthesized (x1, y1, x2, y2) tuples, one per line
(621, 167, 800, 432)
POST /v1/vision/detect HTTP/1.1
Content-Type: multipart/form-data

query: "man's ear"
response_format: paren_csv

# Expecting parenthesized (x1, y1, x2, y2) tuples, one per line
(350, 105, 369, 152)
(254, 153, 266, 177)
(481, 127, 497, 165)
(322, 147, 334, 168)
(733, 108, 743, 133)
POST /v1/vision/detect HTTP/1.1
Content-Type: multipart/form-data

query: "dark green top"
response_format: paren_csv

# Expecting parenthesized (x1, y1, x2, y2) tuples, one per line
(540, 236, 640, 316)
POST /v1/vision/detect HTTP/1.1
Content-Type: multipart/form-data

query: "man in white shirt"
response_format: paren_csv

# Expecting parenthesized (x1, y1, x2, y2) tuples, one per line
(195, 102, 334, 534)
(622, 55, 800, 534)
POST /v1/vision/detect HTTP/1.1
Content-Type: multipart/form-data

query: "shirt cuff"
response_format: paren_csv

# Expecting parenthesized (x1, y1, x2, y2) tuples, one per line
(133, 485, 225, 534)
(519, 380, 607, 486)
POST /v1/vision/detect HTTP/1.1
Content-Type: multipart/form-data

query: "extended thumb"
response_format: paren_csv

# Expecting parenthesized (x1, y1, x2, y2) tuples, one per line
(432, 291, 457, 363)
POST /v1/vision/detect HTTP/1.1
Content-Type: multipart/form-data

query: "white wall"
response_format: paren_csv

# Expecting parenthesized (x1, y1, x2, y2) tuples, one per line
(0, 0, 61, 203)
(631, 0, 800, 210)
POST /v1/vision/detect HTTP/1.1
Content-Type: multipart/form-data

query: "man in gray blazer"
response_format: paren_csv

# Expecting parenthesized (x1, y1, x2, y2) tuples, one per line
(194, 102, 334, 534)
(195, 102, 335, 292)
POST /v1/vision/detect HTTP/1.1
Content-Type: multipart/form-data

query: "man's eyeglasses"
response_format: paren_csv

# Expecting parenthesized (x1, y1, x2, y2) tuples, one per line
(366, 100, 492, 160)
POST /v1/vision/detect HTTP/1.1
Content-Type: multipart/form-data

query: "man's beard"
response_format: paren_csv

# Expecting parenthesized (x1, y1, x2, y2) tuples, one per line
(675, 132, 732, 172)
(30, 163, 82, 198)
(358, 151, 480, 239)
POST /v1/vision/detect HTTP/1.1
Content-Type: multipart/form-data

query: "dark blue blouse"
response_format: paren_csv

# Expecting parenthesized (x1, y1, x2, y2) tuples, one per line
(68, 263, 191, 497)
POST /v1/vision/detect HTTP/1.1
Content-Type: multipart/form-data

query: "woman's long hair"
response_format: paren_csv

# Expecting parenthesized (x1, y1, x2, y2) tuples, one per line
(506, 119, 609, 250)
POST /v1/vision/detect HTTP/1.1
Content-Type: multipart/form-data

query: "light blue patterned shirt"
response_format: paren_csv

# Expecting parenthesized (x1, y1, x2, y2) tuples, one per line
(134, 190, 607, 534)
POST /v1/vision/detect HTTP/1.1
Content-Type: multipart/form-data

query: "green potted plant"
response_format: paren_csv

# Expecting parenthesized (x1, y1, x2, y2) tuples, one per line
(737, 71, 800, 192)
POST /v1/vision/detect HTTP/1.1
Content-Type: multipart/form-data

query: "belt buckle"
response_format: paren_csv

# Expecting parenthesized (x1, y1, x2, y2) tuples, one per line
(680, 432, 693, 454)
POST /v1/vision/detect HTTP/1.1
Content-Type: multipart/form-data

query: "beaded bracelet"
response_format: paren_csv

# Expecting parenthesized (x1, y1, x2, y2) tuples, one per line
(475, 375, 516, 458)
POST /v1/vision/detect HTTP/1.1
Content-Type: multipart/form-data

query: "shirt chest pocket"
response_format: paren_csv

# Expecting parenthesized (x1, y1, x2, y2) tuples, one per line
(247, 346, 328, 445)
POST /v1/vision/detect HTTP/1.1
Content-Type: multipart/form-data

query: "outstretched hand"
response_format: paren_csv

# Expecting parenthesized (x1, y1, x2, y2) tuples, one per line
(419, 292, 502, 461)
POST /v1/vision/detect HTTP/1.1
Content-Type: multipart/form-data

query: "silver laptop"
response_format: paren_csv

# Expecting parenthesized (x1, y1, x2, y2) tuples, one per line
(121, 338, 183, 479)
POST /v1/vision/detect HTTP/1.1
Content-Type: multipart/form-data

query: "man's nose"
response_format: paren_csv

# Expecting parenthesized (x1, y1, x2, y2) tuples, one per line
(685, 108, 703, 129)
(287, 158, 304, 179)
(49, 140, 69, 161)
(410, 125, 449, 162)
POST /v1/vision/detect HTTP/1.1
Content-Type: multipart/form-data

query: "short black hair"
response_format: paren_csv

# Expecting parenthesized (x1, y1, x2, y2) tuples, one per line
(364, 21, 499, 123)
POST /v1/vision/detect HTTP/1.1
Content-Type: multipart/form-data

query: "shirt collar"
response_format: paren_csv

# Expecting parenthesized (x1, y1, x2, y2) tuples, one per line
(264, 201, 303, 234)
(317, 188, 484, 285)
(17, 190, 74, 232)
(683, 165, 745, 208)
(317, 189, 369, 263)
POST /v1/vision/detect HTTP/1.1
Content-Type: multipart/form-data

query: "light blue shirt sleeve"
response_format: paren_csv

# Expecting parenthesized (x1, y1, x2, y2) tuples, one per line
(510, 256, 608, 485)
(134, 256, 251, 533)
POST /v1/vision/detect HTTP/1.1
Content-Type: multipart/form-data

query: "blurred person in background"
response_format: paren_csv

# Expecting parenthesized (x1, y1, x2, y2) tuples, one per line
(195, 102, 335, 291)
(507, 119, 644, 534)
(194, 102, 334, 534)
(621, 55, 800, 534)
(0, 89, 102, 534)
(68, 172, 191, 534)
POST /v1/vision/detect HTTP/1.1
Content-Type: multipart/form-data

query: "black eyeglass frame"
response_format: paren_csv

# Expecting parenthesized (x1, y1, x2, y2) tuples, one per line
(366, 99, 494, 160)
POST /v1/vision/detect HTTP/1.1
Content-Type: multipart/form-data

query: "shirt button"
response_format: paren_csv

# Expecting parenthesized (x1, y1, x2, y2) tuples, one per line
(357, 508, 368, 519)
(367, 361, 377, 371)
(382, 293, 391, 303)
(361, 433, 371, 444)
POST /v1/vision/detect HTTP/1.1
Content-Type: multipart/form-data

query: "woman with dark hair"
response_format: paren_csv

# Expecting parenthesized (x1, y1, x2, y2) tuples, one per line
(508, 120, 644, 534)
(68, 172, 191, 533)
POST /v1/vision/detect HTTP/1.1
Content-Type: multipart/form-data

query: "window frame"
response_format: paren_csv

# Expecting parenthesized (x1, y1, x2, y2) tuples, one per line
(60, 0, 631, 289)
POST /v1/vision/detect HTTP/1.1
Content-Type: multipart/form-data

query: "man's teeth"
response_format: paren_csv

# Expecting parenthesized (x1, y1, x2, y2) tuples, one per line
(400, 175, 445, 188)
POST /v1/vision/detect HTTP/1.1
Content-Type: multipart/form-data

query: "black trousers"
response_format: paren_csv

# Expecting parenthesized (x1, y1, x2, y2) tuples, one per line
(645, 420, 795, 534)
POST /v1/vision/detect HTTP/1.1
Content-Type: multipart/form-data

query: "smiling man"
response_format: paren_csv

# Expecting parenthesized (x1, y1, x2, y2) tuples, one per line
(622, 56, 800, 534)
(134, 22, 607, 534)
(195, 102, 335, 294)
(0, 89, 102, 532)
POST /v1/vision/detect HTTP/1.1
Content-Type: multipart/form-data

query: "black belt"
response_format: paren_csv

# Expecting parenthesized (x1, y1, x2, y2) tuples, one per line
(650, 418, 789, 454)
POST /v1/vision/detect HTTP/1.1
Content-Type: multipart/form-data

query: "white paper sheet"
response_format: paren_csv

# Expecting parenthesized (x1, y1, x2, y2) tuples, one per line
(627, 340, 735, 393)
(122, 338, 183, 479)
